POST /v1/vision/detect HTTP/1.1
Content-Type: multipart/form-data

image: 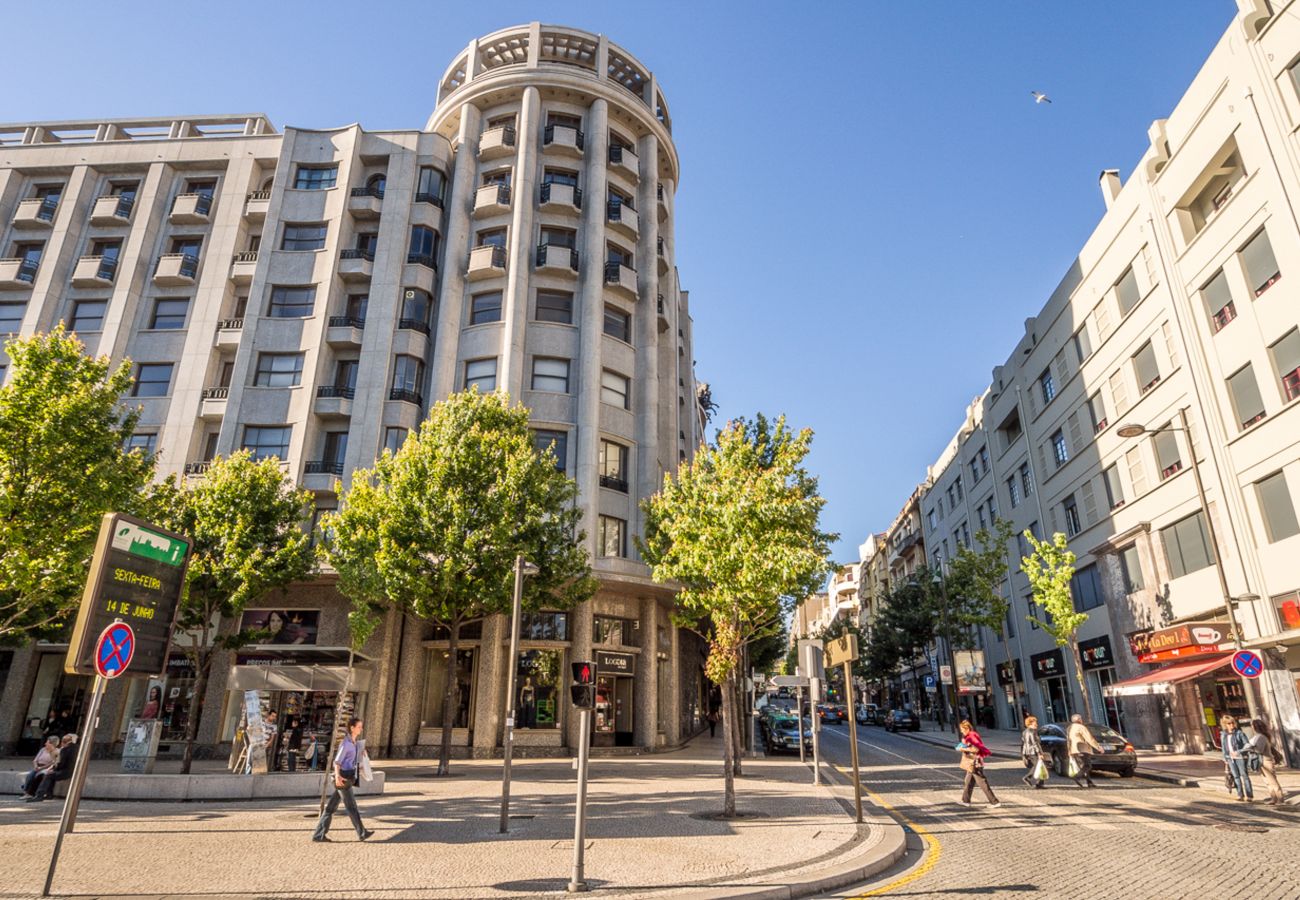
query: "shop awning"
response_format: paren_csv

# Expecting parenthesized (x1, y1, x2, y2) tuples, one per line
(1103, 654, 1232, 697)
(228, 662, 373, 693)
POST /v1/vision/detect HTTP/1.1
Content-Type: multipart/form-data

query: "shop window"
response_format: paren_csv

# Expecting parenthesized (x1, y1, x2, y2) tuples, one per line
(594, 615, 639, 647)
(1162, 510, 1213, 579)
(422, 648, 476, 729)
(1119, 545, 1144, 594)
(514, 649, 561, 729)
(519, 610, 568, 641)
(429, 620, 484, 641)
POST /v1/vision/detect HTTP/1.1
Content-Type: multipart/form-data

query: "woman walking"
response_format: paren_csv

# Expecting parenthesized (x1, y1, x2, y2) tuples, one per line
(1221, 715, 1254, 802)
(1249, 718, 1285, 806)
(957, 720, 1001, 807)
(312, 717, 374, 842)
(1020, 715, 1048, 789)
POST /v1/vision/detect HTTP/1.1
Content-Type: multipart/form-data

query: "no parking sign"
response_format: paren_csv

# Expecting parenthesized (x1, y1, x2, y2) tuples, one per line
(1231, 649, 1263, 679)
(94, 622, 135, 678)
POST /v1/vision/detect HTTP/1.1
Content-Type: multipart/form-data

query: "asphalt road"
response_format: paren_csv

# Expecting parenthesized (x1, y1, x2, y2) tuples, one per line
(797, 719, 1299, 899)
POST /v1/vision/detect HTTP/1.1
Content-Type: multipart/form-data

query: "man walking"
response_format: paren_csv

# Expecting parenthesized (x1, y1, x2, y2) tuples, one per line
(1066, 714, 1101, 788)
(312, 717, 374, 842)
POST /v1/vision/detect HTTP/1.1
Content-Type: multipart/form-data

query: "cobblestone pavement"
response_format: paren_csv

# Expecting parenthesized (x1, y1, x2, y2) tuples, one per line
(810, 722, 1300, 900)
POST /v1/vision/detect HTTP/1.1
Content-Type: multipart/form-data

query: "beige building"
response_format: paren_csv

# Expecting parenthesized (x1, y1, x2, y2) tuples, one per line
(0, 23, 713, 760)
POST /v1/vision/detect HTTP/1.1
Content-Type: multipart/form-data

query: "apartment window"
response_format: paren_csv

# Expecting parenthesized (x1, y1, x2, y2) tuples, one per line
(353, 232, 378, 256)
(960, 521, 971, 547)
(293, 165, 337, 190)
(70, 299, 107, 332)
(0, 302, 26, 334)
(540, 226, 576, 249)
(598, 515, 627, 558)
(1270, 328, 1300, 402)
(416, 166, 446, 203)
(254, 352, 305, 387)
(533, 429, 568, 473)
(408, 226, 438, 265)
(1227, 364, 1266, 430)
(1277, 590, 1300, 632)
(1006, 476, 1021, 508)
(465, 358, 497, 392)
(927, 508, 938, 529)
(1039, 367, 1056, 405)
(334, 359, 359, 391)
(345, 294, 368, 321)
(267, 286, 317, 318)
(482, 169, 511, 187)
(108, 180, 139, 200)
(543, 168, 578, 187)
(185, 178, 216, 199)
(150, 298, 189, 330)
(1183, 148, 1243, 234)
(392, 355, 425, 393)
(281, 223, 327, 251)
(1201, 270, 1236, 333)
(601, 369, 630, 409)
(1162, 511, 1213, 579)
(169, 236, 202, 258)
(1020, 462, 1034, 497)
(477, 228, 507, 249)
(946, 486, 956, 509)
(1000, 410, 1023, 449)
(1063, 494, 1081, 537)
(974, 446, 989, 481)
(1119, 545, 1144, 594)
(1153, 428, 1182, 480)
(954, 475, 964, 501)
(599, 440, 629, 492)
(1071, 564, 1104, 612)
(1051, 430, 1069, 467)
(1133, 341, 1160, 394)
(977, 504, 987, 530)
(603, 305, 631, 343)
(243, 425, 291, 461)
(1240, 229, 1281, 297)
(1114, 266, 1141, 316)
(1004, 606, 1017, 639)
(125, 432, 157, 456)
(536, 290, 573, 324)
(1256, 471, 1300, 543)
(1073, 324, 1093, 362)
(468, 291, 502, 325)
(132, 363, 173, 397)
(607, 243, 633, 268)
(1103, 464, 1125, 510)
(531, 357, 570, 393)
(382, 427, 408, 456)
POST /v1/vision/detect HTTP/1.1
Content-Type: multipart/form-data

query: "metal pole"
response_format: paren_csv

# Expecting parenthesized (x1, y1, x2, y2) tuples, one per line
(567, 706, 592, 893)
(500, 554, 525, 834)
(43, 674, 106, 897)
(1179, 407, 1259, 719)
(796, 685, 806, 763)
(843, 661, 863, 824)
(810, 676, 822, 785)
(937, 572, 960, 734)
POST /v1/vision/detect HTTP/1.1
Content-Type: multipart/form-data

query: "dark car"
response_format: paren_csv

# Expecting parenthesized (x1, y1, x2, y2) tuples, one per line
(1039, 722, 1138, 777)
(816, 704, 846, 724)
(884, 708, 921, 732)
(856, 703, 880, 725)
(764, 715, 813, 754)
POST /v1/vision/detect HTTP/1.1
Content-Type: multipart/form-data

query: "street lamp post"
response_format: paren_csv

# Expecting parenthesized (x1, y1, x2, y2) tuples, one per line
(500, 554, 540, 833)
(933, 568, 961, 735)
(1117, 407, 1259, 718)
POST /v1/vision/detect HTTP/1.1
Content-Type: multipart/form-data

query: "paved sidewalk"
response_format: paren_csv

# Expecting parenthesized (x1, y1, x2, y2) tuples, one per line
(1, 734, 905, 899)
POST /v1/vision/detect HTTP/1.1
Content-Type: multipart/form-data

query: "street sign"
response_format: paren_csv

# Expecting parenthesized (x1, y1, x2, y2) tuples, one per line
(939, 665, 952, 683)
(94, 622, 135, 678)
(66, 513, 191, 678)
(1232, 649, 1264, 679)
(771, 675, 810, 688)
(923, 674, 936, 688)
(824, 633, 859, 668)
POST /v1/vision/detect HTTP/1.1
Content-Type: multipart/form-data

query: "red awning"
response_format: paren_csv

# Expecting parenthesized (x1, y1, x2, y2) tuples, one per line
(1103, 654, 1233, 697)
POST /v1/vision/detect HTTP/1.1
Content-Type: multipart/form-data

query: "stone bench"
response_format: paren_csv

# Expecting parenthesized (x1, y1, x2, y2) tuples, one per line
(0, 769, 385, 801)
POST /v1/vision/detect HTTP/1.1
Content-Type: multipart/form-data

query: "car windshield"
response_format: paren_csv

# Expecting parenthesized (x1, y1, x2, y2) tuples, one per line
(1088, 724, 1126, 742)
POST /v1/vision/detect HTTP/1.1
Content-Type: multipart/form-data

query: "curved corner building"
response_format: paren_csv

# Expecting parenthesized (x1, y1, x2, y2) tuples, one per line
(0, 23, 710, 759)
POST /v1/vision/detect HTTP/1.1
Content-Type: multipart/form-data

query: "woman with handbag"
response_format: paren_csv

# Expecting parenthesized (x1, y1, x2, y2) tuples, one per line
(1249, 718, 1285, 806)
(312, 717, 375, 842)
(1220, 716, 1254, 802)
(957, 719, 1001, 807)
(1020, 715, 1048, 789)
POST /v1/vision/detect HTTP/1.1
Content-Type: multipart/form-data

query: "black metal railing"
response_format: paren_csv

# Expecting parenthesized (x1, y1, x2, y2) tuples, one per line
(316, 385, 356, 400)
(492, 124, 517, 147)
(398, 318, 431, 334)
(96, 257, 118, 281)
(340, 248, 375, 262)
(183, 461, 212, 476)
(657, 294, 665, 315)
(173, 193, 212, 216)
(540, 182, 583, 208)
(604, 260, 632, 284)
(351, 185, 385, 199)
(112, 196, 135, 218)
(657, 235, 664, 257)
(304, 460, 346, 476)
(599, 474, 628, 493)
(156, 253, 199, 278)
(479, 183, 511, 207)
(232, 250, 259, 264)
(536, 244, 579, 270)
(34, 198, 59, 222)
(201, 386, 229, 400)
(1161, 461, 1184, 480)
(543, 124, 584, 150)
(657, 183, 664, 202)
(217, 317, 244, 330)
(406, 253, 436, 269)
(474, 245, 507, 269)
(415, 191, 444, 207)
(247, 190, 272, 201)
(328, 315, 366, 329)
(14, 258, 38, 282)
(389, 388, 424, 406)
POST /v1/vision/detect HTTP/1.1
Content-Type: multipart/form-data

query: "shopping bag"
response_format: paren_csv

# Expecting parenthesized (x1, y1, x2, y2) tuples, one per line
(359, 753, 374, 783)
(1067, 756, 1080, 779)
(1032, 758, 1049, 782)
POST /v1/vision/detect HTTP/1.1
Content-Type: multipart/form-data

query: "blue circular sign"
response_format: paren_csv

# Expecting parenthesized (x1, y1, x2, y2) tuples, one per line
(95, 622, 135, 678)
(1232, 650, 1263, 679)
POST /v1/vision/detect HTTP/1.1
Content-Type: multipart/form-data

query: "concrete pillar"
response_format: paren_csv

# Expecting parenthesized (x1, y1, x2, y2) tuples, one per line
(566, 598, 594, 751)
(499, 86, 540, 400)
(0, 648, 41, 756)
(473, 613, 507, 757)
(667, 624, 683, 745)
(632, 135, 661, 553)
(388, 612, 428, 755)
(635, 596, 659, 748)
(431, 105, 483, 400)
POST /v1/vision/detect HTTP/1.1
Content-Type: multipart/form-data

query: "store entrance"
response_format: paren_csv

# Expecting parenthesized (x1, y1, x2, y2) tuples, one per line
(19, 653, 90, 757)
(1040, 677, 1072, 724)
(595, 675, 635, 747)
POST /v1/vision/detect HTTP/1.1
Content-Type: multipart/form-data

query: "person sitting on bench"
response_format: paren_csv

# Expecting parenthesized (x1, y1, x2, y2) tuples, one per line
(25, 733, 78, 802)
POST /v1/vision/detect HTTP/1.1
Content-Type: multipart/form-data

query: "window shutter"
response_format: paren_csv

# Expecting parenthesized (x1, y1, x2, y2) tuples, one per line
(1049, 504, 1060, 534)
(1095, 301, 1115, 340)
(1109, 370, 1130, 416)
(1037, 442, 1051, 477)
(1053, 349, 1069, 384)
(1126, 446, 1148, 496)
(1162, 321, 1181, 371)
(1080, 480, 1099, 526)
(1027, 383, 1039, 418)
(1140, 244, 1158, 292)
(1067, 411, 1085, 452)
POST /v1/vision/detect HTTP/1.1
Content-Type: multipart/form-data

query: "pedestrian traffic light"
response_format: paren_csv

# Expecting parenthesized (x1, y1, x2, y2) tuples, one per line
(572, 661, 596, 685)
(570, 660, 596, 709)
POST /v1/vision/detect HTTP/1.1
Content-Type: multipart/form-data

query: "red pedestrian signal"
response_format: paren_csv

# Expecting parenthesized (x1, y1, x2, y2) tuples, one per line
(571, 660, 596, 685)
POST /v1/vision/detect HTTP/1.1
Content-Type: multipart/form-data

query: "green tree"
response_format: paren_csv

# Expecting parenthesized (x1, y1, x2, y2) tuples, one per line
(948, 519, 1023, 723)
(0, 327, 153, 645)
(641, 414, 834, 816)
(865, 578, 937, 710)
(154, 451, 317, 773)
(324, 390, 596, 776)
(1021, 531, 1093, 720)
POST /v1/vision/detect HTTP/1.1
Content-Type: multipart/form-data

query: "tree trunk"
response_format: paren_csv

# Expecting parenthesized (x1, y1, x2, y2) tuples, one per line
(721, 670, 737, 817)
(179, 647, 211, 775)
(999, 626, 1024, 727)
(730, 677, 743, 776)
(437, 620, 460, 776)
(1070, 635, 1095, 721)
(318, 649, 356, 815)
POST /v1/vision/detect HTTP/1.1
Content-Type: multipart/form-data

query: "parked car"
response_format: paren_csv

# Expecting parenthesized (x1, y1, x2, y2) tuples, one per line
(1039, 722, 1138, 777)
(816, 704, 846, 724)
(764, 714, 813, 754)
(884, 708, 921, 732)
(855, 703, 880, 725)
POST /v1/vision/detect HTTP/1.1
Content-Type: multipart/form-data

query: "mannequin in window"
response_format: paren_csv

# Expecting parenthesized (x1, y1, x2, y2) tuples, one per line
(519, 677, 536, 729)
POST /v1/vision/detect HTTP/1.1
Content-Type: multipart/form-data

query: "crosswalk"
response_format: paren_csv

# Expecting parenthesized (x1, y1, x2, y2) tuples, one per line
(885, 787, 1188, 834)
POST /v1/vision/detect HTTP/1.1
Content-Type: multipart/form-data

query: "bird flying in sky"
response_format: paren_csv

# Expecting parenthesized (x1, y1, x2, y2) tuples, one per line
(1031, 91, 1052, 104)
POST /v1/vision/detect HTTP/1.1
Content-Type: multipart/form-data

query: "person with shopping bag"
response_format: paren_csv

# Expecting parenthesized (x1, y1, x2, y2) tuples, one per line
(1249, 718, 1285, 805)
(1221, 715, 1254, 802)
(1020, 715, 1049, 789)
(956, 720, 1001, 807)
(312, 717, 375, 842)
(1066, 714, 1101, 788)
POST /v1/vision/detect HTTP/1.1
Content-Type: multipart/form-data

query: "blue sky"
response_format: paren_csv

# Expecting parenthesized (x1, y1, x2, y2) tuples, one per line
(7, 1, 1237, 560)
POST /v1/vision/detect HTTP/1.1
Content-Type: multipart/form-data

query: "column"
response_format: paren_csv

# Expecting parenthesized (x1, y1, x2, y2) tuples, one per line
(472, 613, 507, 758)
(499, 86, 540, 399)
(635, 596, 659, 748)
(566, 599, 594, 751)
(667, 624, 683, 745)
(632, 134, 661, 554)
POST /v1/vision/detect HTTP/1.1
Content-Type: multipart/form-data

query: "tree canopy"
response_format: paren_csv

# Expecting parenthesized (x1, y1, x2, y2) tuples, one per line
(1021, 530, 1093, 719)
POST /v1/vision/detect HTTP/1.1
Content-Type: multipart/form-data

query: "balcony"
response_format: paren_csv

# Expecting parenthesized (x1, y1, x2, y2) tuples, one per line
(467, 245, 507, 281)
(479, 125, 517, 160)
(0, 258, 39, 290)
(536, 244, 578, 274)
(304, 460, 346, 476)
(599, 474, 628, 493)
(349, 186, 384, 219)
(183, 461, 213, 477)
(153, 253, 199, 286)
(1212, 302, 1237, 333)
(338, 248, 374, 282)
(389, 388, 424, 406)
(11, 198, 58, 229)
(326, 315, 365, 347)
(244, 190, 271, 220)
(169, 193, 212, 225)
(214, 318, 243, 349)
(657, 235, 668, 274)
(90, 195, 134, 226)
(199, 386, 228, 420)
(609, 144, 639, 180)
(415, 190, 444, 208)
(657, 293, 669, 332)
(540, 182, 582, 212)
(314, 385, 354, 418)
(603, 261, 637, 298)
(406, 252, 437, 270)
(230, 250, 258, 283)
(474, 183, 512, 216)
(543, 124, 585, 157)
(72, 255, 117, 288)
(606, 201, 639, 238)
(657, 182, 667, 221)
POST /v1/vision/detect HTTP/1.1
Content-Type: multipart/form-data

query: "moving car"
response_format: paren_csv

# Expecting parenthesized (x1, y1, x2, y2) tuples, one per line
(883, 708, 921, 732)
(1039, 722, 1138, 777)
(816, 704, 846, 724)
(855, 703, 880, 725)
(764, 714, 813, 754)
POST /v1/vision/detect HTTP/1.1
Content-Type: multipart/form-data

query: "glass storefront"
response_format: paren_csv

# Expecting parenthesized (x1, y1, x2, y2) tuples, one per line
(20, 651, 89, 755)
(422, 648, 476, 729)
(515, 649, 562, 728)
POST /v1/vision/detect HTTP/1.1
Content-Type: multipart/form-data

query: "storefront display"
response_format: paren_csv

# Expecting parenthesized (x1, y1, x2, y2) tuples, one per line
(593, 651, 636, 746)
(422, 648, 476, 729)
(239, 609, 320, 645)
(1031, 648, 1072, 723)
(1079, 636, 1123, 732)
(515, 649, 561, 728)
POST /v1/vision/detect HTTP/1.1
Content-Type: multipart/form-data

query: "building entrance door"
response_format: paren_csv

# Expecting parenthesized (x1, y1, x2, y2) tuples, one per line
(614, 675, 634, 746)
(1040, 677, 1071, 724)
